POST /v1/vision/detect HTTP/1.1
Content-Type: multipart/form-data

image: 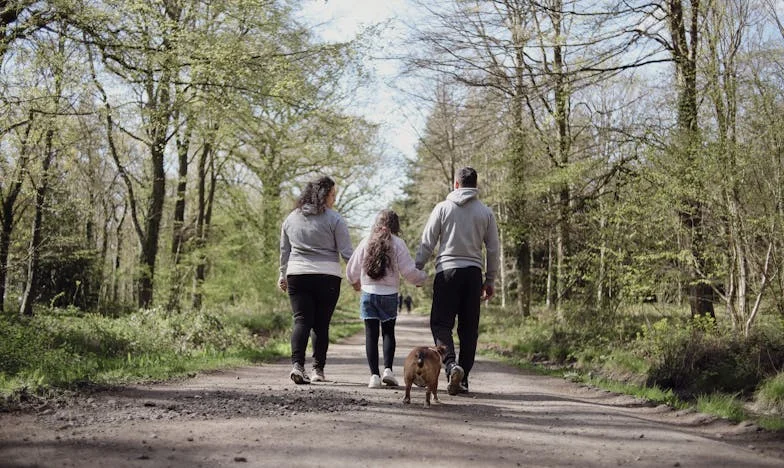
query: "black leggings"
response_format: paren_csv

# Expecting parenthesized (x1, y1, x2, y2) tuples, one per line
(287, 274, 341, 370)
(364, 318, 396, 375)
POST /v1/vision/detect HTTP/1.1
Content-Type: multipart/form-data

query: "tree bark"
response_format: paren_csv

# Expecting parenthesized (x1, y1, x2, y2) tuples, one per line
(667, 0, 714, 318)
(20, 128, 55, 316)
(167, 111, 192, 312)
(192, 139, 213, 309)
(515, 241, 531, 317)
(0, 117, 32, 312)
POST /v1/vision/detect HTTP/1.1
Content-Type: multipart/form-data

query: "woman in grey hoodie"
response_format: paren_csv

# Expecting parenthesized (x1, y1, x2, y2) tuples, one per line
(279, 176, 354, 384)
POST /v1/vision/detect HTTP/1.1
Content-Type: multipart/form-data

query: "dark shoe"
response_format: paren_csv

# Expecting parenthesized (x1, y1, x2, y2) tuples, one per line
(459, 380, 469, 394)
(447, 365, 464, 395)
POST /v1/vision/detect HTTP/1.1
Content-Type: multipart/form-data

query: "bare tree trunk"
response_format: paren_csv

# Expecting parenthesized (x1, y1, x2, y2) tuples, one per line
(668, 0, 714, 318)
(515, 241, 531, 317)
(597, 211, 607, 307)
(112, 203, 127, 304)
(0, 113, 34, 312)
(137, 131, 167, 308)
(499, 225, 507, 308)
(167, 113, 192, 312)
(510, 25, 531, 316)
(546, 228, 554, 309)
(192, 140, 212, 309)
(552, 0, 571, 313)
(20, 128, 55, 316)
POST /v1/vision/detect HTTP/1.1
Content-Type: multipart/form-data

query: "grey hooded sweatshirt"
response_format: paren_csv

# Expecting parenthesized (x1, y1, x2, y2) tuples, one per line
(279, 204, 354, 280)
(415, 188, 500, 286)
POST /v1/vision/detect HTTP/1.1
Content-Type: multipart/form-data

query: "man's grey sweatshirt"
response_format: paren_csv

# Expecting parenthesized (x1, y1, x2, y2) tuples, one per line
(415, 188, 500, 286)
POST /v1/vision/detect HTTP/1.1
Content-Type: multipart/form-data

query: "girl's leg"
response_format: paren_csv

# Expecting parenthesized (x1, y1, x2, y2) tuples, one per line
(381, 318, 397, 370)
(364, 319, 381, 375)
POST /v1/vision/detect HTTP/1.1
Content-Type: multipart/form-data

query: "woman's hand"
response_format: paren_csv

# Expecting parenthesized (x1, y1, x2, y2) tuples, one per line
(352, 281, 361, 291)
(278, 278, 288, 292)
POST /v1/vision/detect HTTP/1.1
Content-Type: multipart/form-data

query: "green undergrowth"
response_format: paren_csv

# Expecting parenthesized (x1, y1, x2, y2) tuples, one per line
(696, 393, 747, 422)
(0, 294, 364, 403)
(479, 303, 784, 431)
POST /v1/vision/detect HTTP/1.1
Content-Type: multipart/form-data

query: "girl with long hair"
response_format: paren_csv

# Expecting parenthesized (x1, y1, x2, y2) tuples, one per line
(346, 209, 427, 388)
(279, 176, 354, 384)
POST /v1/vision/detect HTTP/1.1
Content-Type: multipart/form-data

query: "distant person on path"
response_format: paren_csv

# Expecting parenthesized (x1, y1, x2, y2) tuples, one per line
(398, 293, 403, 313)
(279, 176, 353, 385)
(403, 295, 412, 313)
(415, 167, 500, 395)
(346, 209, 428, 388)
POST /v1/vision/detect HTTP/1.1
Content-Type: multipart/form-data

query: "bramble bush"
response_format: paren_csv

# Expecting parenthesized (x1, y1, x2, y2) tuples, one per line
(633, 315, 784, 399)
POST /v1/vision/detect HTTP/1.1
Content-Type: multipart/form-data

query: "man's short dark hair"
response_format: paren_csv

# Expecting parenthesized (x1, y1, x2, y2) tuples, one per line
(456, 167, 478, 188)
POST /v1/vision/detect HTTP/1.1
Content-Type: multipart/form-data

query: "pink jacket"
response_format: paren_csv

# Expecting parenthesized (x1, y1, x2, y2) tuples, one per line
(346, 234, 427, 294)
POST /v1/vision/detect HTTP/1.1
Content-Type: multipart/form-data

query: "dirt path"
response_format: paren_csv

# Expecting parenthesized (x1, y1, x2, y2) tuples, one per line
(1, 313, 782, 468)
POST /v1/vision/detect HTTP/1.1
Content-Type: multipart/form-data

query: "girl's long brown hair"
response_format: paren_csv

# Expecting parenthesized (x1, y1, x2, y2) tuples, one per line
(363, 209, 401, 280)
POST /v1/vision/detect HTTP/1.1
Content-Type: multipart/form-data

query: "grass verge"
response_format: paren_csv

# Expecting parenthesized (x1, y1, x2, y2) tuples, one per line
(0, 298, 364, 404)
(478, 304, 784, 432)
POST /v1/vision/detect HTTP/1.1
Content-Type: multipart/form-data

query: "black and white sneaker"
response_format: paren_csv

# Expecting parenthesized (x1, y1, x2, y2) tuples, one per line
(290, 363, 310, 384)
(447, 364, 464, 395)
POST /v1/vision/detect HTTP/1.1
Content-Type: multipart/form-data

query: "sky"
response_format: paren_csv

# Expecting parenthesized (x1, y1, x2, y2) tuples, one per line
(297, 0, 428, 227)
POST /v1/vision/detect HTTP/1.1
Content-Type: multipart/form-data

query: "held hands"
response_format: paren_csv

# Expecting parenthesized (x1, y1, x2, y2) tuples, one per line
(352, 281, 361, 291)
(481, 284, 495, 301)
(278, 278, 288, 292)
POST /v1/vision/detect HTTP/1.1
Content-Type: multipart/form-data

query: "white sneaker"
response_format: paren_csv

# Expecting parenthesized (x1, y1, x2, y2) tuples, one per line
(368, 374, 382, 388)
(290, 364, 310, 385)
(310, 368, 325, 382)
(382, 368, 398, 386)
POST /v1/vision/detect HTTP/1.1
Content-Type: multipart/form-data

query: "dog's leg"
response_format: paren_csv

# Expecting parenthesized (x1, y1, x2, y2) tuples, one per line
(432, 383, 440, 403)
(424, 388, 431, 408)
(403, 381, 412, 404)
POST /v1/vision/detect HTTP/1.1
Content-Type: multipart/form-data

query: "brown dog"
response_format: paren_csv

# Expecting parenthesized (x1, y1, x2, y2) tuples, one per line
(402, 345, 447, 408)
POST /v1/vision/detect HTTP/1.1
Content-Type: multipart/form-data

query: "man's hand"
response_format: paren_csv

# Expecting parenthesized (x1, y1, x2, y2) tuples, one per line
(481, 284, 495, 301)
(278, 278, 288, 292)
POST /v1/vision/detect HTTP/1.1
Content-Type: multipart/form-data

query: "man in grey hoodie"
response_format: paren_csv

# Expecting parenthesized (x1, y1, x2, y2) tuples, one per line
(415, 167, 500, 395)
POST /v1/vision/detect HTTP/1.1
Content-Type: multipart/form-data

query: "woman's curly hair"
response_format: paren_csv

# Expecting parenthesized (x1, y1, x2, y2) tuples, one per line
(296, 176, 335, 214)
(363, 209, 401, 280)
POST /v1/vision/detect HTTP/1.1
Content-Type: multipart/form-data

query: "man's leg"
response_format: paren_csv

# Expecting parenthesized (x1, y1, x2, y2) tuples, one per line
(456, 267, 483, 385)
(430, 269, 460, 368)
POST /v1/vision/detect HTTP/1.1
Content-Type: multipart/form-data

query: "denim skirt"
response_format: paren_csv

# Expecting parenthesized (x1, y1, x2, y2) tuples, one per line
(359, 292, 399, 322)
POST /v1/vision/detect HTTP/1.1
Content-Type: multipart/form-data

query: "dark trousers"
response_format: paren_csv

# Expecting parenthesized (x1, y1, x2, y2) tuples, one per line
(430, 267, 482, 379)
(287, 274, 341, 369)
(364, 319, 397, 375)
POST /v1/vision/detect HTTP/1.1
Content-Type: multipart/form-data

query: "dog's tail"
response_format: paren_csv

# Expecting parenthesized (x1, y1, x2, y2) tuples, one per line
(416, 350, 426, 368)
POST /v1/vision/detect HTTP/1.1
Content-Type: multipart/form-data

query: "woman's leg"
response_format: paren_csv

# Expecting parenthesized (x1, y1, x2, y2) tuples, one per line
(364, 319, 380, 375)
(311, 275, 341, 370)
(287, 275, 314, 367)
(381, 318, 397, 370)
